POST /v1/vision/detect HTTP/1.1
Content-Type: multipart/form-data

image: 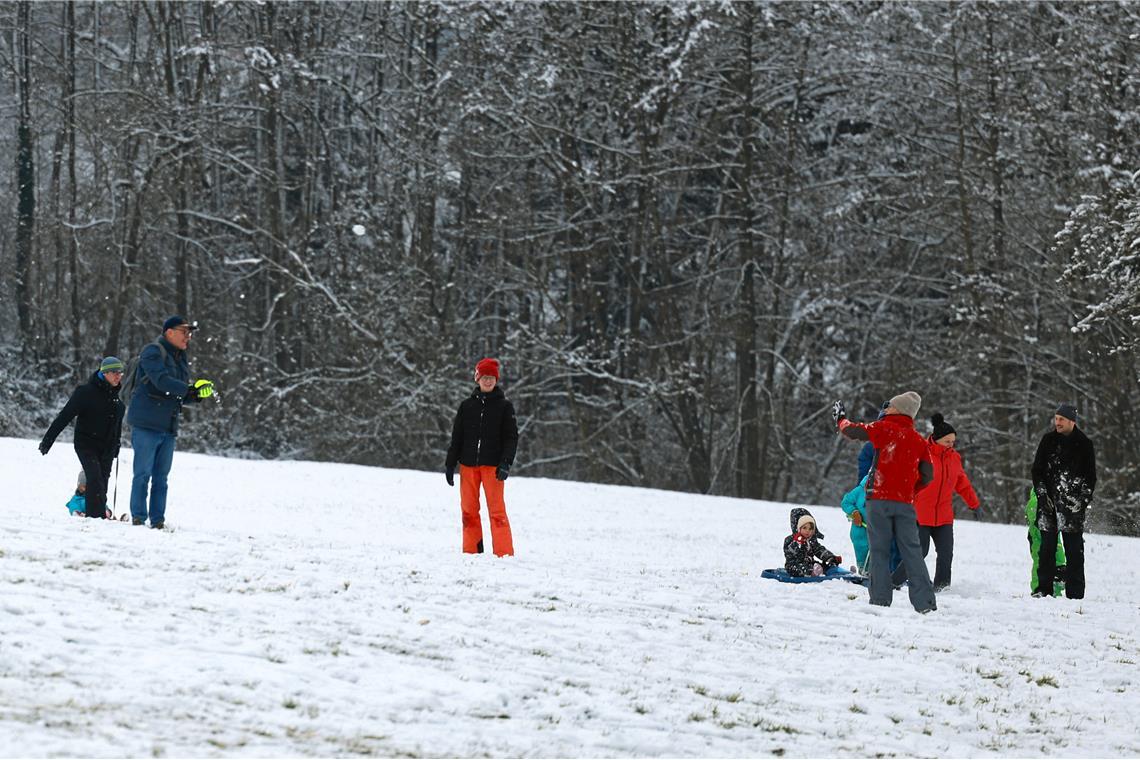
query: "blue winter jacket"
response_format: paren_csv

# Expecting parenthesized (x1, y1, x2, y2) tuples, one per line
(66, 493, 86, 515)
(125, 337, 198, 435)
(857, 442, 875, 482)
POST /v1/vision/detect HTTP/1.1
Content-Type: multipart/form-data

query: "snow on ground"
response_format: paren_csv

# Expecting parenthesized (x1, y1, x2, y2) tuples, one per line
(2, 435, 1138, 758)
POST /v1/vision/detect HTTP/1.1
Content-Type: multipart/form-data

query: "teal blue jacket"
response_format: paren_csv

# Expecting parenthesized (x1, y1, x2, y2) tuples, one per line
(66, 493, 86, 515)
(840, 475, 870, 567)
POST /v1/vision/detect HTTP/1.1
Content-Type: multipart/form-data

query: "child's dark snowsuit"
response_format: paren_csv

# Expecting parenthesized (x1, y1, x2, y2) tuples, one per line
(783, 507, 841, 577)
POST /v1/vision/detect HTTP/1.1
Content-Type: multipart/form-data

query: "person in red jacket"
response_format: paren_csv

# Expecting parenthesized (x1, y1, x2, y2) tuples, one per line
(832, 391, 936, 613)
(891, 413, 980, 592)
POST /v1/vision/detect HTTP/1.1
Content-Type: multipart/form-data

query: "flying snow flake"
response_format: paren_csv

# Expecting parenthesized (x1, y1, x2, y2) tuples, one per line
(352, 225, 366, 237)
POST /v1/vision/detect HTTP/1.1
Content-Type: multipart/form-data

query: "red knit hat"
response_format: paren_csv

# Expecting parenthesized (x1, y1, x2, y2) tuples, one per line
(475, 357, 500, 380)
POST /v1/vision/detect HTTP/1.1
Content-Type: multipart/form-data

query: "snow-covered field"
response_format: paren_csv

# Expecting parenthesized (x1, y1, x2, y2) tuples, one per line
(2, 436, 1138, 758)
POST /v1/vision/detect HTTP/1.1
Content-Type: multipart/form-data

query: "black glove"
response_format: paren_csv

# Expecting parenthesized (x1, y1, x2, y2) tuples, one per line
(972, 506, 982, 520)
(831, 400, 846, 426)
(445, 467, 454, 487)
(38, 440, 50, 456)
(496, 465, 509, 481)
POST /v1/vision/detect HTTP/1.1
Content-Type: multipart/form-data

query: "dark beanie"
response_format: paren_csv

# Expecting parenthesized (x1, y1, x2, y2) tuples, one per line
(1056, 403, 1078, 423)
(930, 413, 956, 440)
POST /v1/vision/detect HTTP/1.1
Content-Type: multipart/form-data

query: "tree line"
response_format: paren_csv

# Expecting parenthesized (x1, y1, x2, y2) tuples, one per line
(0, 1, 1137, 533)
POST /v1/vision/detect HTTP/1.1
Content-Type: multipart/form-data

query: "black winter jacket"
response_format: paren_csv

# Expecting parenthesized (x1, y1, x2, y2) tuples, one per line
(782, 507, 839, 577)
(446, 386, 519, 470)
(1032, 427, 1096, 525)
(41, 372, 125, 455)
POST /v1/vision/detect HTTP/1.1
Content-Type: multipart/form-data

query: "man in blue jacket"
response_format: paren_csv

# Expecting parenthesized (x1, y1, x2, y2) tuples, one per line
(126, 316, 215, 529)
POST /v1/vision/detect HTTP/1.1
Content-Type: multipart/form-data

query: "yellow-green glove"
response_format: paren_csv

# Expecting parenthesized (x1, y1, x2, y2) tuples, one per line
(193, 379, 215, 399)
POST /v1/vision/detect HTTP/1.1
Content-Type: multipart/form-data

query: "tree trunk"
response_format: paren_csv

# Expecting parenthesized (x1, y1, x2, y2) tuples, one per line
(15, 0, 36, 350)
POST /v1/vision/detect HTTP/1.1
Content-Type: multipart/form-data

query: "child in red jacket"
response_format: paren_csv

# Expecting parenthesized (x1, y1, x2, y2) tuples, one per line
(892, 413, 980, 591)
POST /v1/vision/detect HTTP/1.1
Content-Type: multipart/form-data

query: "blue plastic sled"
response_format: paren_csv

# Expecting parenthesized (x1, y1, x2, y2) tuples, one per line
(760, 567, 852, 583)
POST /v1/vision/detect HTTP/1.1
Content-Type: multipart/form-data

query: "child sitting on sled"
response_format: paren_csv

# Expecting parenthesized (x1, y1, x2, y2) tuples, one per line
(65, 470, 87, 516)
(65, 469, 116, 519)
(784, 508, 843, 577)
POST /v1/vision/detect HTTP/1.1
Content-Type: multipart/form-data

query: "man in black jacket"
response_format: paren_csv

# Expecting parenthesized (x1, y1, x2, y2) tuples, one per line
(40, 356, 126, 519)
(445, 357, 518, 556)
(1031, 403, 1096, 599)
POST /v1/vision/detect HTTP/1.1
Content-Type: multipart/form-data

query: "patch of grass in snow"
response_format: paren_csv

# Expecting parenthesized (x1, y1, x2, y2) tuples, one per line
(633, 704, 650, 715)
(531, 648, 551, 657)
(63, 559, 106, 570)
(888, 714, 902, 724)
(849, 704, 867, 714)
(283, 697, 299, 709)
(690, 684, 708, 696)
(369, 641, 451, 662)
(339, 735, 391, 755)
(688, 712, 706, 722)
(752, 718, 799, 734)
(976, 668, 1002, 680)
(1018, 668, 1059, 687)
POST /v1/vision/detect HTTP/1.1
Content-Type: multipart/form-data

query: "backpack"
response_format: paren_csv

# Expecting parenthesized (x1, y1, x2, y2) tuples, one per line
(120, 340, 169, 403)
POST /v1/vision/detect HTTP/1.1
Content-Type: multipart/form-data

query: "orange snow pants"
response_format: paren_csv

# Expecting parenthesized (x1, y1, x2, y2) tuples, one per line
(459, 465, 514, 556)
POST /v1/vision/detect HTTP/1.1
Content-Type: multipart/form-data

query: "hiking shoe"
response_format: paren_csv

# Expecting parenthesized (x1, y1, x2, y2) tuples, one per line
(132, 518, 145, 526)
(150, 522, 164, 530)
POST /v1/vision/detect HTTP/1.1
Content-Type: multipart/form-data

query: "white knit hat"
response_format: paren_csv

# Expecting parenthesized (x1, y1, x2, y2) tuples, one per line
(889, 391, 922, 419)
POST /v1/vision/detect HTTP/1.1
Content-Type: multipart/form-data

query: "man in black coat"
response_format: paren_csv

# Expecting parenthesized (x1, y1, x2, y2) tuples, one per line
(40, 356, 126, 519)
(445, 357, 518, 556)
(1031, 403, 1096, 599)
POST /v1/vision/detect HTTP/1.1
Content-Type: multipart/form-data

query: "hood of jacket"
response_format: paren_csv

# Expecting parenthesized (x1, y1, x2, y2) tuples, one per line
(470, 385, 505, 401)
(89, 370, 122, 398)
(788, 507, 824, 540)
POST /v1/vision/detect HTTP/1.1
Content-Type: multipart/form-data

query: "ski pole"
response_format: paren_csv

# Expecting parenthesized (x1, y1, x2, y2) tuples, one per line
(113, 455, 119, 517)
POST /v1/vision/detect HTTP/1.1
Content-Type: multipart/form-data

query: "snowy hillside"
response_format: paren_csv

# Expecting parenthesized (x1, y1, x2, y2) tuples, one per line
(3, 436, 1138, 758)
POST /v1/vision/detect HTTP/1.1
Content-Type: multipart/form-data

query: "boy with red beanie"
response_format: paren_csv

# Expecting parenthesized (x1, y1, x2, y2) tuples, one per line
(445, 357, 518, 556)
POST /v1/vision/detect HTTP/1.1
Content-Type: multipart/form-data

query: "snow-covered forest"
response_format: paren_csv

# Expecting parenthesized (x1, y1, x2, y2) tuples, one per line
(0, 2, 1137, 532)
